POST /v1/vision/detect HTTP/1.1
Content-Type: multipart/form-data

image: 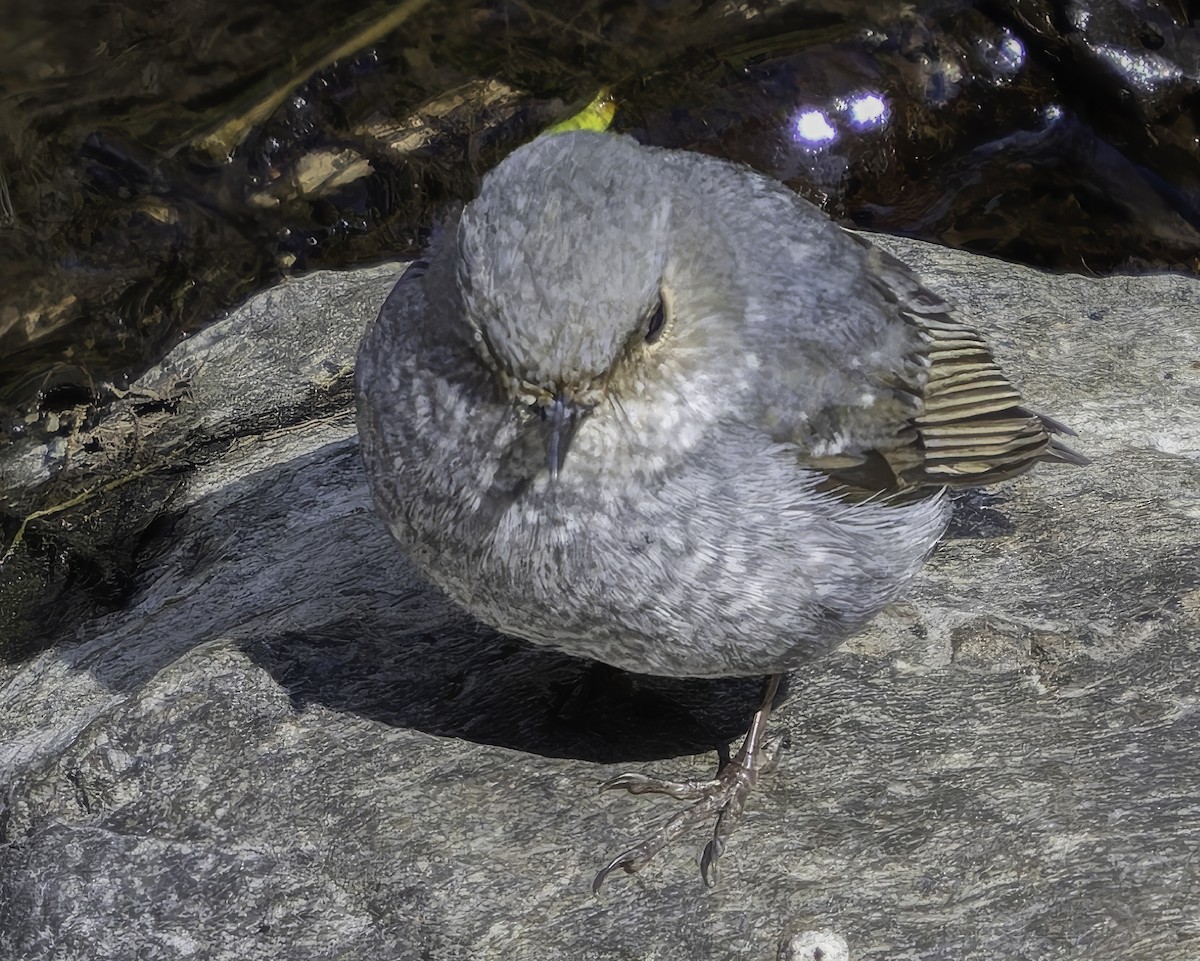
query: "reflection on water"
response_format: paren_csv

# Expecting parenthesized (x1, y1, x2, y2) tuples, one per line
(790, 91, 889, 150)
(847, 92, 887, 127)
(792, 108, 838, 146)
(977, 28, 1026, 79)
(1094, 44, 1185, 93)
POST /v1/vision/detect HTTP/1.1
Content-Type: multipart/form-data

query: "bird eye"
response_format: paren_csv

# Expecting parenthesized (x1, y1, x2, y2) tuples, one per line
(645, 298, 666, 344)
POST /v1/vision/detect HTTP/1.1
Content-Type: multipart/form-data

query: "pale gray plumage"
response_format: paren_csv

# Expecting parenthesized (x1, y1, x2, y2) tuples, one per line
(355, 131, 1084, 887)
(356, 130, 1081, 679)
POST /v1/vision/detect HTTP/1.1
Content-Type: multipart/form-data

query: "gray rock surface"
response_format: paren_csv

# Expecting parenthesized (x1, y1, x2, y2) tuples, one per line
(1, 239, 1198, 961)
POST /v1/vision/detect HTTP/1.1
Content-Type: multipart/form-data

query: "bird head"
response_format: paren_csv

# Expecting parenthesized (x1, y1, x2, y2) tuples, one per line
(454, 133, 677, 478)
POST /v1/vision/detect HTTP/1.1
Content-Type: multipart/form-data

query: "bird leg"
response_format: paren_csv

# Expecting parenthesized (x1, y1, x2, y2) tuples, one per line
(592, 673, 785, 892)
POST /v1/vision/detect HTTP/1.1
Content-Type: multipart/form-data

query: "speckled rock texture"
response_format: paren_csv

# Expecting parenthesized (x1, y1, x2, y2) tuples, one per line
(1, 239, 1197, 961)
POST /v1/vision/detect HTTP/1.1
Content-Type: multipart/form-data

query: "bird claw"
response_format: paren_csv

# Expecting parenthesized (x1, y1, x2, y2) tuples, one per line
(599, 771, 719, 800)
(591, 845, 649, 895)
(592, 674, 786, 893)
(759, 731, 789, 775)
(699, 834, 723, 887)
(593, 732, 788, 892)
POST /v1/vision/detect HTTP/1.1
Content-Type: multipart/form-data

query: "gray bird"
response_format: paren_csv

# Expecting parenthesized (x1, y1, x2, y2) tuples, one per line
(355, 130, 1085, 891)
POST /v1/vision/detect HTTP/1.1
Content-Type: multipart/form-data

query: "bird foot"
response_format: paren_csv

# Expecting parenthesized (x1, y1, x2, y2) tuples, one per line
(592, 729, 786, 892)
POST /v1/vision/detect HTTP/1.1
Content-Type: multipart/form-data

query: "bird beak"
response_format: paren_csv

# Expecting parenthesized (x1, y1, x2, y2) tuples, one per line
(542, 392, 586, 481)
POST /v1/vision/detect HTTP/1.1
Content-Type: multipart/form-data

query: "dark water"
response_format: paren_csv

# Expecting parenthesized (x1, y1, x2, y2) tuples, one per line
(2, 0, 1198, 449)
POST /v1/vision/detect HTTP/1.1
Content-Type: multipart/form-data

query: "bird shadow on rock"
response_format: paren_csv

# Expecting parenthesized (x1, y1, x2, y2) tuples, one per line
(245, 621, 786, 766)
(945, 488, 1017, 539)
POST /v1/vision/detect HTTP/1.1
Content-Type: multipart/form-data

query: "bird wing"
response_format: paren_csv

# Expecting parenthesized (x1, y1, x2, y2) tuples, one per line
(810, 236, 1087, 493)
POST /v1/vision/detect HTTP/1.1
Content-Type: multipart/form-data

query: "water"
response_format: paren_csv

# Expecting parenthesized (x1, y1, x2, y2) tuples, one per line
(2, 0, 1197, 449)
